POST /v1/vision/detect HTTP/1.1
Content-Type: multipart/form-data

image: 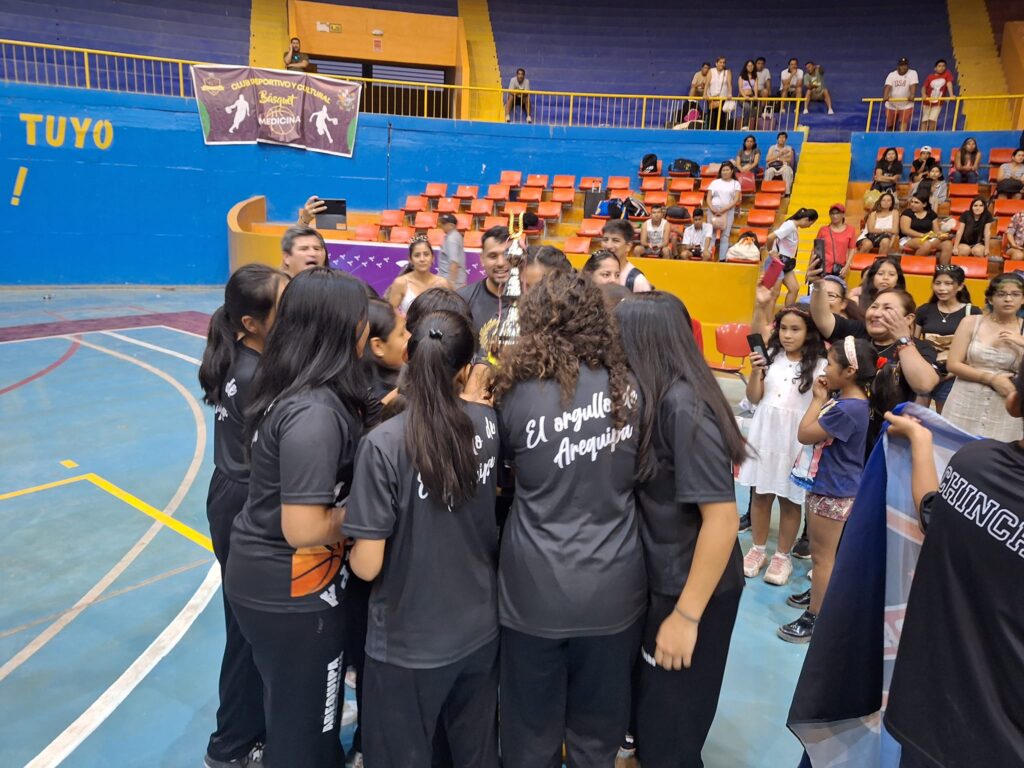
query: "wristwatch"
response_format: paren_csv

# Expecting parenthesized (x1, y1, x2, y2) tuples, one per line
(896, 336, 912, 349)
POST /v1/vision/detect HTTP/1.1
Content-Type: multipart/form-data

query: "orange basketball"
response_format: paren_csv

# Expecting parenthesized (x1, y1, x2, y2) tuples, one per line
(290, 543, 343, 597)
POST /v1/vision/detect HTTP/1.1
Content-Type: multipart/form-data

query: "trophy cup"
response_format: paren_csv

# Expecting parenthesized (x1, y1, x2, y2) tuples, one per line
(495, 213, 525, 350)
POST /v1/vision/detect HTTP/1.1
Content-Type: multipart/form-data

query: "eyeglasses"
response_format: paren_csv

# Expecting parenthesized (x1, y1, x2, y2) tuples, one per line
(993, 292, 1023, 299)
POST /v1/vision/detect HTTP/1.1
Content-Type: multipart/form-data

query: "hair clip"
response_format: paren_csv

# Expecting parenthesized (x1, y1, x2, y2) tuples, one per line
(876, 356, 889, 370)
(428, 328, 443, 339)
(410, 234, 430, 245)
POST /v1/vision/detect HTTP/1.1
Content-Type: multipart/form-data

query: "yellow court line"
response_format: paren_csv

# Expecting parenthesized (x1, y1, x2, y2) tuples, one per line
(0, 473, 212, 553)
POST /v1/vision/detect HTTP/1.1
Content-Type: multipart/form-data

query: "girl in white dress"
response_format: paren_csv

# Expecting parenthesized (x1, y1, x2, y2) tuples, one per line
(738, 303, 827, 586)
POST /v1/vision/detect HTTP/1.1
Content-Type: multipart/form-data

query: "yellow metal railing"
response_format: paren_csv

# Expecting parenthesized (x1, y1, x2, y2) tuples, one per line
(862, 94, 1024, 132)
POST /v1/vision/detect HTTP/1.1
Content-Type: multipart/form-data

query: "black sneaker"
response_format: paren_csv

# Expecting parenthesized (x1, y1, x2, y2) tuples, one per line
(792, 532, 811, 559)
(204, 755, 249, 768)
(787, 588, 811, 609)
(777, 610, 816, 643)
(738, 512, 751, 533)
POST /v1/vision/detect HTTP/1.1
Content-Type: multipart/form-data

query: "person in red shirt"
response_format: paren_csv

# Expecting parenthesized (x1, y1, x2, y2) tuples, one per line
(815, 203, 856, 277)
(921, 60, 954, 131)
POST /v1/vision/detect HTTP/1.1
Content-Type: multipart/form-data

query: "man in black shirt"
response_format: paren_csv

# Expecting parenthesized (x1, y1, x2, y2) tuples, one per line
(883, 367, 1024, 768)
(284, 37, 310, 71)
(458, 225, 510, 351)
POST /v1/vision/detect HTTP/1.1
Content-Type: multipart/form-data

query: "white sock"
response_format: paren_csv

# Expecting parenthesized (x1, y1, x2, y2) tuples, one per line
(750, 544, 766, 554)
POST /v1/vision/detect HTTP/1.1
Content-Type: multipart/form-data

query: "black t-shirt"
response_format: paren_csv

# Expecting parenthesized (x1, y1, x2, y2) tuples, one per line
(885, 439, 1024, 768)
(874, 159, 903, 180)
(636, 380, 743, 598)
(497, 365, 646, 638)
(914, 303, 981, 336)
(457, 280, 500, 351)
(910, 156, 939, 178)
(226, 387, 361, 613)
(213, 342, 260, 482)
(903, 209, 935, 236)
(958, 210, 994, 246)
(367, 363, 399, 404)
(343, 402, 500, 668)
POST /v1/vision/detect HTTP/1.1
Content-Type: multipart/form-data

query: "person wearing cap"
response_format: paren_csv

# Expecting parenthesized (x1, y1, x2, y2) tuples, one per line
(815, 204, 855, 278)
(883, 58, 919, 131)
(910, 146, 940, 182)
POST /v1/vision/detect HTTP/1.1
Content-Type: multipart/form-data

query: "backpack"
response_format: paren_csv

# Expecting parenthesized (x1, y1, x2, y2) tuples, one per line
(641, 153, 659, 174)
(623, 197, 648, 218)
(595, 199, 616, 217)
(666, 205, 691, 221)
(671, 158, 700, 177)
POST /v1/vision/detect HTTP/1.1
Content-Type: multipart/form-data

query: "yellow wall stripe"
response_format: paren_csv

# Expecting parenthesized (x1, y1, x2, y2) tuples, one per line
(249, 0, 290, 68)
(946, 0, 1010, 129)
(457, 0, 503, 120)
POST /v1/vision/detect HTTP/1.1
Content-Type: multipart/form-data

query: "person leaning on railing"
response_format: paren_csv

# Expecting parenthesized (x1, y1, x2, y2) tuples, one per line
(920, 59, 955, 131)
(883, 57, 918, 131)
(505, 68, 532, 124)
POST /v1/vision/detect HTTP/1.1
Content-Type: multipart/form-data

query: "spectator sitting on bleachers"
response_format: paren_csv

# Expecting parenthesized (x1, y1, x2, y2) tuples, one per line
(910, 165, 948, 213)
(738, 60, 759, 130)
(856, 192, 899, 255)
(802, 62, 834, 115)
(899, 195, 941, 258)
(680, 208, 714, 261)
(755, 57, 772, 98)
(638, 204, 676, 259)
(602, 219, 653, 292)
(934, 200, 958, 243)
(921, 59, 955, 131)
(816, 203, 856, 278)
(764, 132, 796, 195)
(872, 148, 903, 193)
(953, 197, 994, 257)
(1006, 211, 1024, 261)
(690, 62, 711, 99)
(706, 57, 733, 129)
(910, 146, 940, 182)
(883, 57, 918, 131)
(995, 148, 1024, 199)
(780, 59, 803, 100)
(505, 68, 532, 124)
(734, 135, 761, 175)
(950, 137, 981, 184)
(284, 37, 311, 71)
(707, 162, 743, 261)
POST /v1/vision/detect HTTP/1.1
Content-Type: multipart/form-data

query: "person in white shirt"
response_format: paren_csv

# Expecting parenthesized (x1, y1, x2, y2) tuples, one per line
(638, 204, 675, 258)
(680, 208, 715, 261)
(780, 58, 803, 99)
(766, 208, 819, 306)
(706, 56, 733, 129)
(884, 58, 919, 131)
(505, 68, 532, 123)
(755, 57, 772, 97)
(764, 131, 796, 195)
(706, 162, 743, 261)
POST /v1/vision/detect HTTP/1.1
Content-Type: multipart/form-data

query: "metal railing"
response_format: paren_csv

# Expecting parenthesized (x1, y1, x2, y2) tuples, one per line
(862, 95, 1024, 132)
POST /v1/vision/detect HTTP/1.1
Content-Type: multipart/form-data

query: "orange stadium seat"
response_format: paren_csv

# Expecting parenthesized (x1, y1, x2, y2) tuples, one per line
(389, 226, 413, 243)
(525, 174, 549, 188)
(553, 175, 576, 188)
(435, 197, 460, 214)
(379, 210, 404, 228)
(669, 177, 697, 193)
(483, 215, 506, 231)
(1005, 260, 1024, 272)
(707, 323, 752, 382)
(454, 213, 473, 231)
(464, 230, 483, 248)
(699, 177, 716, 192)
(950, 198, 972, 215)
(454, 184, 478, 200)
(563, 236, 593, 255)
(677, 191, 704, 208)
(536, 201, 562, 221)
(403, 195, 427, 214)
(413, 211, 438, 229)
(354, 223, 380, 241)
(517, 187, 543, 204)
(579, 176, 603, 190)
(753, 193, 782, 209)
(995, 199, 1024, 217)
(427, 228, 445, 247)
(759, 180, 786, 195)
(746, 209, 777, 227)
(485, 184, 511, 201)
(551, 187, 576, 204)
(503, 201, 528, 216)
(951, 257, 989, 279)
(641, 177, 665, 192)
(607, 176, 630, 190)
(500, 170, 522, 187)
(899, 255, 938, 275)
(577, 218, 606, 237)
(989, 148, 1014, 166)
(644, 191, 669, 207)
(468, 199, 493, 218)
(948, 183, 977, 198)
(424, 182, 447, 199)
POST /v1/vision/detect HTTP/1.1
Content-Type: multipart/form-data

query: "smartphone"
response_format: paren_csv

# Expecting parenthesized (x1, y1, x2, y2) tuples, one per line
(806, 252, 823, 283)
(761, 256, 784, 288)
(746, 332, 767, 360)
(315, 198, 348, 231)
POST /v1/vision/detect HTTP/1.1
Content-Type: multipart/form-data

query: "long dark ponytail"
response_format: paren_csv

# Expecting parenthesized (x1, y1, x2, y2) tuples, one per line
(615, 292, 747, 481)
(198, 264, 285, 406)
(403, 310, 478, 506)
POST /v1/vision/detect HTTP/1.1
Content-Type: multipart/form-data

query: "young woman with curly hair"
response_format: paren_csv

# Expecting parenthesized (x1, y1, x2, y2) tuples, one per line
(489, 270, 645, 768)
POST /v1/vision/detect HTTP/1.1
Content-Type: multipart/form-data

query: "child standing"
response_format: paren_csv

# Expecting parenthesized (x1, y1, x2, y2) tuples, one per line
(778, 337, 877, 643)
(738, 304, 827, 587)
(766, 208, 819, 306)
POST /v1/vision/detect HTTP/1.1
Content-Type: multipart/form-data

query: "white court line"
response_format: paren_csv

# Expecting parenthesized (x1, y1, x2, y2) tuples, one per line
(26, 563, 221, 768)
(159, 324, 207, 339)
(99, 330, 201, 365)
(0, 326, 165, 345)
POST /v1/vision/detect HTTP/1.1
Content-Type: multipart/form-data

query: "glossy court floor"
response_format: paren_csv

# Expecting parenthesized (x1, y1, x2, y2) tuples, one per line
(0, 288, 808, 767)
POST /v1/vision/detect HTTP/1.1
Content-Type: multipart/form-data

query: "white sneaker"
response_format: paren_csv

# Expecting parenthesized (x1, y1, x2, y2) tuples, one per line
(505, 115, 510, 123)
(743, 545, 768, 578)
(802, 108, 809, 115)
(526, 116, 533, 123)
(828, 108, 835, 115)
(763, 553, 793, 585)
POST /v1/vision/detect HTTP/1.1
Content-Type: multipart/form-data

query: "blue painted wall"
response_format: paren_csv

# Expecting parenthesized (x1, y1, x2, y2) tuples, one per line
(849, 130, 1023, 181)
(0, 82, 802, 285)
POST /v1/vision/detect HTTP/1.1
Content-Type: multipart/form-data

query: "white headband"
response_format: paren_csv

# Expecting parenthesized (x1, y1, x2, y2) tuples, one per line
(844, 336, 858, 371)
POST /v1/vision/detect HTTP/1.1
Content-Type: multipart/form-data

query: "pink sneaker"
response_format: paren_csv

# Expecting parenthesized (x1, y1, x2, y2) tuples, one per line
(743, 545, 767, 578)
(763, 553, 793, 586)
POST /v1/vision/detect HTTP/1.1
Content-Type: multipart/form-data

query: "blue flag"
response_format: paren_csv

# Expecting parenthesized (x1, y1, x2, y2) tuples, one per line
(787, 403, 978, 767)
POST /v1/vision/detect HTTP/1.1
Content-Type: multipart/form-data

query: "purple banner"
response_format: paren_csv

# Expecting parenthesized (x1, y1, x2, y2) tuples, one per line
(326, 240, 486, 298)
(191, 66, 361, 157)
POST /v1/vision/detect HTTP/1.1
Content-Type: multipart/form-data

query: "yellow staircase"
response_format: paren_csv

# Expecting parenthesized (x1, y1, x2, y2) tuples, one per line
(946, 0, 1010, 129)
(787, 142, 852, 274)
(249, 0, 289, 68)
(457, 0, 504, 121)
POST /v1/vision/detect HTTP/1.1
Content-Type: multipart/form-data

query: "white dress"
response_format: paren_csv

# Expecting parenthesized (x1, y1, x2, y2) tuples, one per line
(737, 354, 827, 504)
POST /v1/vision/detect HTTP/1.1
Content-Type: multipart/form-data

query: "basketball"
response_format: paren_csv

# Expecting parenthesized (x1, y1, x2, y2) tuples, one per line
(289, 543, 343, 597)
